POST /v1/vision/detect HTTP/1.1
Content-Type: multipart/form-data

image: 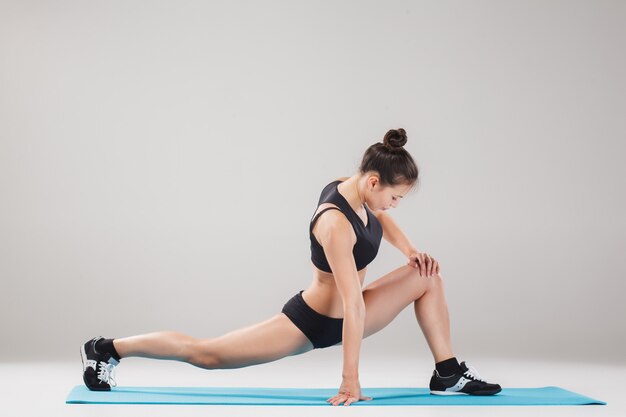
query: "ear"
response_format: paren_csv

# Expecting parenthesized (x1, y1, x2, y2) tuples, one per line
(367, 175, 380, 190)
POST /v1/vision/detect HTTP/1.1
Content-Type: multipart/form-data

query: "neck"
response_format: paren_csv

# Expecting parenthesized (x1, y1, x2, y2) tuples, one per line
(338, 175, 366, 211)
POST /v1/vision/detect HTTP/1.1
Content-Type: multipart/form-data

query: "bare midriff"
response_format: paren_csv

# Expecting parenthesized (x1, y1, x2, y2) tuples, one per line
(301, 266, 367, 319)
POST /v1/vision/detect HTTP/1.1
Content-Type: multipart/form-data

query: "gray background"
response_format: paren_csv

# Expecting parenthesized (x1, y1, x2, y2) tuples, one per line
(1, 0, 624, 364)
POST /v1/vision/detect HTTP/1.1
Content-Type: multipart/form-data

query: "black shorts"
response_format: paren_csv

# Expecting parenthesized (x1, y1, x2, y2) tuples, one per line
(281, 290, 343, 349)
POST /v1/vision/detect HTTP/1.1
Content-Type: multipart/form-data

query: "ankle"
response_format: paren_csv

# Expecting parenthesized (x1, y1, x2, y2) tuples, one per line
(96, 338, 122, 361)
(435, 357, 461, 377)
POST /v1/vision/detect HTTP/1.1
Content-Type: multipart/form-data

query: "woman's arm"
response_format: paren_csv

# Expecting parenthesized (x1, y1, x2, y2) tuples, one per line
(374, 210, 440, 277)
(314, 209, 373, 405)
(373, 210, 418, 257)
(316, 210, 364, 378)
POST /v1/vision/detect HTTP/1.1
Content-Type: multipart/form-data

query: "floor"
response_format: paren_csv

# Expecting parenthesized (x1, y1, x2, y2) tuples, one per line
(2, 352, 620, 417)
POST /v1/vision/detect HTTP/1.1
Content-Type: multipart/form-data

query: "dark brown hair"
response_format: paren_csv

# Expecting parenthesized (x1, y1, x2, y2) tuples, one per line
(359, 128, 419, 188)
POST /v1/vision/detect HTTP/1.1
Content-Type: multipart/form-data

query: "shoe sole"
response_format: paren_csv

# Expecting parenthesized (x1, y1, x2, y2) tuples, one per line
(431, 388, 502, 396)
(80, 343, 110, 391)
(80, 344, 87, 372)
(431, 390, 469, 396)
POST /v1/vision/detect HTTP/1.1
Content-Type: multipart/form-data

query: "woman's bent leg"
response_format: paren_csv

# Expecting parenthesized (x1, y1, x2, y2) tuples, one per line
(362, 264, 455, 362)
(412, 273, 454, 362)
(113, 313, 314, 369)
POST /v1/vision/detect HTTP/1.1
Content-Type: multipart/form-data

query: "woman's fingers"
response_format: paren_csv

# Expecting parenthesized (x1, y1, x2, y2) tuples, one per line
(424, 254, 431, 276)
(409, 253, 440, 277)
(332, 396, 348, 406)
(342, 395, 373, 406)
(418, 254, 438, 277)
(418, 253, 426, 276)
(327, 394, 346, 406)
(327, 393, 371, 406)
(428, 255, 435, 276)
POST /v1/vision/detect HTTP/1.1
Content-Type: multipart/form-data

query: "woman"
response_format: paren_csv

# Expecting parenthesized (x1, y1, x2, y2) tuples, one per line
(80, 128, 501, 406)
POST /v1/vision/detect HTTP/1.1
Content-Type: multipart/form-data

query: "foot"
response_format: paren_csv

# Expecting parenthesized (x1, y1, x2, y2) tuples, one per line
(430, 361, 501, 396)
(80, 336, 119, 391)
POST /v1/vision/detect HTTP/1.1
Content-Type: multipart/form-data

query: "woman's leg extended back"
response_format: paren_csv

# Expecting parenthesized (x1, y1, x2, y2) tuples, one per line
(113, 313, 314, 370)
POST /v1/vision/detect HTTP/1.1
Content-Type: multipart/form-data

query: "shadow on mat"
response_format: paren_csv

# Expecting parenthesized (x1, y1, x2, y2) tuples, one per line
(107, 388, 433, 402)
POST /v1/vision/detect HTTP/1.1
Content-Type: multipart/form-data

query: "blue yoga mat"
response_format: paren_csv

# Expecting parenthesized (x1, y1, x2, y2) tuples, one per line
(66, 386, 606, 406)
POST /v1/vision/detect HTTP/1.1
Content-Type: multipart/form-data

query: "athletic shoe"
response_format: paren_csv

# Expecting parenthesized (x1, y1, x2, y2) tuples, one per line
(430, 361, 501, 395)
(80, 336, 119, 391)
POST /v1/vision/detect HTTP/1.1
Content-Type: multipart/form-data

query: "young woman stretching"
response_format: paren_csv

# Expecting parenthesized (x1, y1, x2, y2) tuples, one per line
(80, 128, 501, 406)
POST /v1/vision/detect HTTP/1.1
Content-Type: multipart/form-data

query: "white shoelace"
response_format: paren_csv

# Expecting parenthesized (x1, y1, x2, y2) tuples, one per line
(463, 364, 486, 382)
(97, 361, 118, 387)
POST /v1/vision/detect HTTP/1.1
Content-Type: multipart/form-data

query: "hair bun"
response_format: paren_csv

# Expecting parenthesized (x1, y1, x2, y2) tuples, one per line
(382, 128, 407, 150)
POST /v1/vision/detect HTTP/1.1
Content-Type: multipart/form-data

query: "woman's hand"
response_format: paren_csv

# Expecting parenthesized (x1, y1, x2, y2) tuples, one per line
(407, 251, 440, 277)
(326, 377, 372, 406)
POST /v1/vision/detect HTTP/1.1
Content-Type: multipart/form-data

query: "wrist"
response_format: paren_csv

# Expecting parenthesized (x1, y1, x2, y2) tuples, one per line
(405, 246, 418, 257)
(342, 371, 359, 380)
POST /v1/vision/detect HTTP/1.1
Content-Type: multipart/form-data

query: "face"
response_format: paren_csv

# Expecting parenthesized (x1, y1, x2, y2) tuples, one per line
(365, 176, 413, 211)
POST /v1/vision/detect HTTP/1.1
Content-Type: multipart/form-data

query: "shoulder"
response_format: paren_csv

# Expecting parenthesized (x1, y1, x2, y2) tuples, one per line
(317, 177, 346, 196)
(314, 205, 352, 233)
(312, 205, 356, 247)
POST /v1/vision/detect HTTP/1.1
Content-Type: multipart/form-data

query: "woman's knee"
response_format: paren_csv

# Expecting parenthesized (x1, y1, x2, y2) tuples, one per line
(412, 267, 444, 290)
(408, 264, 444, 283)
(427, 273, 445, 292)
(187, 339, 221, 370)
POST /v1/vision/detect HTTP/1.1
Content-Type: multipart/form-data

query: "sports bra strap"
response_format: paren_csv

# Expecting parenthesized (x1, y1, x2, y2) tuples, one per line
(310, 206, 343, 229)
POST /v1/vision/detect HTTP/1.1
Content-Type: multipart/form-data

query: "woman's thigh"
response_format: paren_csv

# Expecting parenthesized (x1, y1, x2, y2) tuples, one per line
(194, 313, 314, 369)
(362, 264, 439, 338)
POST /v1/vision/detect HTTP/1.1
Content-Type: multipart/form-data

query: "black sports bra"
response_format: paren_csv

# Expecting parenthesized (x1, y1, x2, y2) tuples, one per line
(309, 180, 383, 273)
